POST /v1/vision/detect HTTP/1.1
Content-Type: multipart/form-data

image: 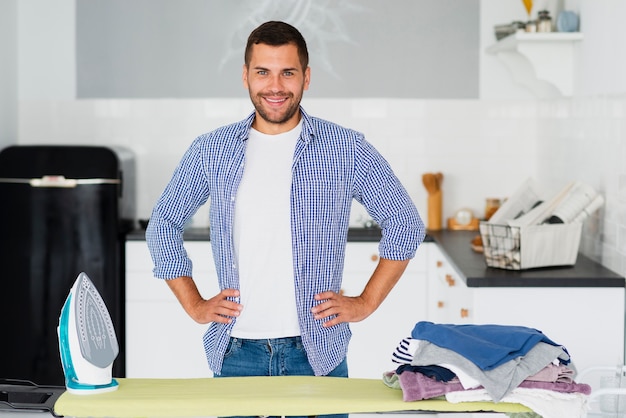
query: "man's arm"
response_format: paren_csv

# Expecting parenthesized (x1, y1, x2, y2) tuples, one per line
(165, 276, 243, 324)
(311, 257, 410, 327)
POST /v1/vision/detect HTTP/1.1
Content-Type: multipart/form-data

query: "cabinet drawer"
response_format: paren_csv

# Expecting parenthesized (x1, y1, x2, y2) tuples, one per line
(343, 242, 381, 273)
(427, 245, 473, 324)
(343, 242, 427, 273)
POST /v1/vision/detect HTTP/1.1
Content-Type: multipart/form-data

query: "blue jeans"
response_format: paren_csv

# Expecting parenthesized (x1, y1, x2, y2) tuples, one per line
(215, 336, 348, 418)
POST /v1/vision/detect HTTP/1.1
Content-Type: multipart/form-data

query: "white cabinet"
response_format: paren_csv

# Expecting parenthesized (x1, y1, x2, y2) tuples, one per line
(126, 238, 623, 380)
(421, 241, 625, 373)
(125, 240, 218, 378)
(472, 287, 625, 373)
(425, 244, 473, 324)
(125, 239, 430, 380)
(344, 242, 428, 379)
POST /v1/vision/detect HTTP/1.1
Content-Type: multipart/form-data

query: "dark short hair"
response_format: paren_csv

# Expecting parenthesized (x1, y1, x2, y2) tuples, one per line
(244, 21, 309, 70)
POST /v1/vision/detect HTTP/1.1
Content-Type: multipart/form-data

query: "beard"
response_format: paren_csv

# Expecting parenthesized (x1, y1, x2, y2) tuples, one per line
(249, 91, 303, 126)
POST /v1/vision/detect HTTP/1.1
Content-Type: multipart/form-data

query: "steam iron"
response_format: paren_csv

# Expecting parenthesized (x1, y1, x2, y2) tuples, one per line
(57, 272, 119, 394)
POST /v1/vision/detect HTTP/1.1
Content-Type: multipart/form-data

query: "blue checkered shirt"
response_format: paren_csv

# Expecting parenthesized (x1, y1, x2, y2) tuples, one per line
(146, 107, 425, 376)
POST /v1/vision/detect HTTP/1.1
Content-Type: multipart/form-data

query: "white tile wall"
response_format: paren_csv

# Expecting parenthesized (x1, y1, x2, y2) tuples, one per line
(535, 93, 626, 276)
(17, 94, 626, 280)
(18, 98, 537, 228)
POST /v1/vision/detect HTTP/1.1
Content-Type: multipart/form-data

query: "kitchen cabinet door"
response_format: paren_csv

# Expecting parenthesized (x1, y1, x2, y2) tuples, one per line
(426, 244, 474, 324)
(343, 242, 428, 378)
(125, 241, 218, 378)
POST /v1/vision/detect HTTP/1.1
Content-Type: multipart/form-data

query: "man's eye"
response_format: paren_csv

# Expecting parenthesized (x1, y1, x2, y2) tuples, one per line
(257, 70, 267, 75)
(283, 71, 293, 77)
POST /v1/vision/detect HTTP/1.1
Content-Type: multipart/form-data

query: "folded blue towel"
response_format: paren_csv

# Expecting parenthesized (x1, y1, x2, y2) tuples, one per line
(411, 321, 569, 371)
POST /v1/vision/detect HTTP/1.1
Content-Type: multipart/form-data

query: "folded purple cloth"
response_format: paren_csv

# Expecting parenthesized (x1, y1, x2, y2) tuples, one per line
(526, 364, 575, 383)
(517, 379, 591, 395)
(398, 371, 464, 401)
(397, 371, 592, 402)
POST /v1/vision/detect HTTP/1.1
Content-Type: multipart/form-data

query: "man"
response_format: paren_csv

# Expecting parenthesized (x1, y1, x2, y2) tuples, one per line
(146, 21, 424, 384)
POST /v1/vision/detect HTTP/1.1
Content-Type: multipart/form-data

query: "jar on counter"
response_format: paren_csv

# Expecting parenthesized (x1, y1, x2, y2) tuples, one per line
(485, 198, 501, 220)
(537, 10, 553, 32)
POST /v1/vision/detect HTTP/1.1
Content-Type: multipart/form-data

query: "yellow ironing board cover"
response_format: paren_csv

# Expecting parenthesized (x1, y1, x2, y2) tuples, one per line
(54, 376, 531, 417)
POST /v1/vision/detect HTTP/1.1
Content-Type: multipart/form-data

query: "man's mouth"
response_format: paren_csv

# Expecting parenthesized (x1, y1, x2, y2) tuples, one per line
(263, 96, 288, 105)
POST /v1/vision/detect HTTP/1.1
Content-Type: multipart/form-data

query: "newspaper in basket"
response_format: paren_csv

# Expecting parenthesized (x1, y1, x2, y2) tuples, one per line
(479, 221, 582, 270)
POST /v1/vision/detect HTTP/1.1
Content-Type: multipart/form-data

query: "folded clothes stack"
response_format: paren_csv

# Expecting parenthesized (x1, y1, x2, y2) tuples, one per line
(383, 321, 591, 418)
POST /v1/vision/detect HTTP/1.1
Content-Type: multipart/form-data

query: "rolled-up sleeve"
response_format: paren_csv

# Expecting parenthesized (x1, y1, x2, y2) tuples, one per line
(146, 139, 210, 279)
(353, 138, 425, 260)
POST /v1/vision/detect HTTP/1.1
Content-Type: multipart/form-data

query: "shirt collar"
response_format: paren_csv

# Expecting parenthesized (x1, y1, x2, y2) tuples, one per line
(237, 106, 316, 144)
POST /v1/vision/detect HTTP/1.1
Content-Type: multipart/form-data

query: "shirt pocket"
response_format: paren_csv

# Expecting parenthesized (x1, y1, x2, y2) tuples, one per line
(299, 179, 350, 221)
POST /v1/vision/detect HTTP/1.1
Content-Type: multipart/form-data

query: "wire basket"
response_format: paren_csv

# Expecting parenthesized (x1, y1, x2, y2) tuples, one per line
(479, 221, 583, 270)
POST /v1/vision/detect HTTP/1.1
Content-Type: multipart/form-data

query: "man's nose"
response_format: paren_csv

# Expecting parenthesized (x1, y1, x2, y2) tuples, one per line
(267, 74, 284, 91)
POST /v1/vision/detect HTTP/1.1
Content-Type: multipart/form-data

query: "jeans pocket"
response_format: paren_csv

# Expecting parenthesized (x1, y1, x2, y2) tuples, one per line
(223, 337, 241, 359)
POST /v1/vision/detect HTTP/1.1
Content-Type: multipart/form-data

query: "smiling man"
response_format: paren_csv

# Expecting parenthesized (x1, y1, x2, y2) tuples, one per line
(243, 40, 309, 132)
(146, 21, 424, 415)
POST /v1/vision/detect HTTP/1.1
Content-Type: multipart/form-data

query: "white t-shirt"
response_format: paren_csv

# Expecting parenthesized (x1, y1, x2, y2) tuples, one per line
(231, 121, 302, 338)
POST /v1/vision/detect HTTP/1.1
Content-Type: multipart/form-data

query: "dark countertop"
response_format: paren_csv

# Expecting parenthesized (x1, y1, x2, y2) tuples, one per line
(427, 229, 625, 288)
(126, 226, 383, 242)
(126, 226, 624, 288)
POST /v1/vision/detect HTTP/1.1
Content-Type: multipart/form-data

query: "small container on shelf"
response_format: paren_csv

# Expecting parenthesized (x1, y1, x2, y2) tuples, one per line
(537, 10, 553, 32)
(556, 10, 580, 32)
(525, 20, 537, 32)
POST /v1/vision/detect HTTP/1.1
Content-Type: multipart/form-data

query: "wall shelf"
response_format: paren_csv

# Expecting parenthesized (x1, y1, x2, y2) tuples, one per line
(486, 32, 584, 98)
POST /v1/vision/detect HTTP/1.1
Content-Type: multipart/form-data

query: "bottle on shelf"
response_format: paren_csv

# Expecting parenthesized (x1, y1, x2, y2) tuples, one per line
(537, 10, 553, 32)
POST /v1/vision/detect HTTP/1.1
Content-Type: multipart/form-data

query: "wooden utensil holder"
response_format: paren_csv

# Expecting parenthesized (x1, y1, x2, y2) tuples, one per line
(427, 190, 442, 230)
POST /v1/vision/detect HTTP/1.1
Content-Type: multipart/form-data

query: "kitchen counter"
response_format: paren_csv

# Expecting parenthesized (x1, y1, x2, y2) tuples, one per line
(126, 226, 383, 242)
(427, 229, 625, 288)
(126, 226, 624, 288)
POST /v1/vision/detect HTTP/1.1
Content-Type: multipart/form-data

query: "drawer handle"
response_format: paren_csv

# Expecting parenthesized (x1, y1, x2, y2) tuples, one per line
(460, 308, 469, 318)
(437, 301, 444, 308)
(445, 274, 455, 287)
(436, 260, 444, 268)
(370, 254, 379, 262)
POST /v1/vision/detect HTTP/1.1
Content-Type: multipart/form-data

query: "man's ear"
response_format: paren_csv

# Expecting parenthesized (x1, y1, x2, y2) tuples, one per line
(242, 64, 249, 89)
(304, 66, 311, 91)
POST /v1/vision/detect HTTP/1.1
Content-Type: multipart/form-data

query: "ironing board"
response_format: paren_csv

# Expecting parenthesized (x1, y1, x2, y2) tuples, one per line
(54, 376, 532, 417)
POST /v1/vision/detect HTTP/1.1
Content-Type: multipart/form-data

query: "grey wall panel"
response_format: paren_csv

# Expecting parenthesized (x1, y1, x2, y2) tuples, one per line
(77, 0, 478, 99)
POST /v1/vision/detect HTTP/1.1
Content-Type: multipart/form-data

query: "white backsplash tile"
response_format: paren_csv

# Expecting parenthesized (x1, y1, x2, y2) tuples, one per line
(16, 93, 626, 278)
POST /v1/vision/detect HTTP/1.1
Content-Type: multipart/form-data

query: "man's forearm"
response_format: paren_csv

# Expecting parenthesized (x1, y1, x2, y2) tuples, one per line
(359, 258, 410, 313)
(166, 276, 203, 317)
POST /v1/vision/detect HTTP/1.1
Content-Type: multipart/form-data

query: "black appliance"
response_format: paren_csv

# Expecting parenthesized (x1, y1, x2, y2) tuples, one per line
(0, 145, 135, 386)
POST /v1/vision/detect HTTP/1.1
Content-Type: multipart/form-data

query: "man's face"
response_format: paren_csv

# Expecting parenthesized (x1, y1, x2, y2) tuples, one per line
(243, 43, 310, 134)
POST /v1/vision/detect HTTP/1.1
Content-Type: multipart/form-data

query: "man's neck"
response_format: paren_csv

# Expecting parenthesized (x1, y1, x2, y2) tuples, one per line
(252, 112, 302, 135)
